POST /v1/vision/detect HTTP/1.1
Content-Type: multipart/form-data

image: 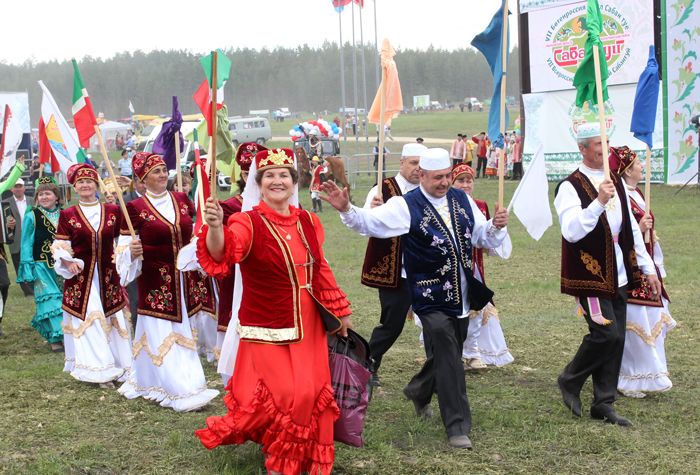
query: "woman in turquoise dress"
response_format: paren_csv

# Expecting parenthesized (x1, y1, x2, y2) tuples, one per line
(17, 177, 65, 352)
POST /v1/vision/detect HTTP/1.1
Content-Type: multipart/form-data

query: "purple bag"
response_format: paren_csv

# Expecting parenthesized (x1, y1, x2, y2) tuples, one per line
(328, 329, 373, 447)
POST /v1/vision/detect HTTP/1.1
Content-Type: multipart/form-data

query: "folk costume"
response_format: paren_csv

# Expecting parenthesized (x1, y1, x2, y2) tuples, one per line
(362, 143, 425, 383)
(340, 148, 508, 442)
(52, 164, 132, 384)
(310, 159, 327, 213)
(609, 147, 675, 394)
(17, 177, 65, 346)
(195, 148, 351, 475)
(471, 134, 491, 178)
(554, 125, 656, 419)
(115, 153, 219, 411)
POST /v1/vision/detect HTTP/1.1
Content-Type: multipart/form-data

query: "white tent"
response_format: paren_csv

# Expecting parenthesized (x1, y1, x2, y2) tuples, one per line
(90, 121, 133, 151)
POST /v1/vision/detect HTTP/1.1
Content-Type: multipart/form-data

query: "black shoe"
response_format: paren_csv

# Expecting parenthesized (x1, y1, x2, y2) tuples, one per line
(403, 384, 434, 420)
(449, 435, 473, 450)
(372, 372, 381, 387)
(557, 375, 582, 418)
(591, 410, 632, 426)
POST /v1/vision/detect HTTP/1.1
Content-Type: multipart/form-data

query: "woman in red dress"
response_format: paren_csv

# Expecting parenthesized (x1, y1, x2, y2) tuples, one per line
(195, 148, 353, 475)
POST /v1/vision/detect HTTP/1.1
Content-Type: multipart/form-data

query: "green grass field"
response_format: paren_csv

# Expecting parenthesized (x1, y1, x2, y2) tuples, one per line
(1, 112, 699, 474)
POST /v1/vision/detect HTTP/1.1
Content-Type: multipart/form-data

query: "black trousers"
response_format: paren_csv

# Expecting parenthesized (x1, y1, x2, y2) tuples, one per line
(512, 162, 523, 179)
(11, 252, 34, 297)
(127, 280, 138, 329)
(405, 311, 471, 437)
(0, 259, 9, 323)
(559, 287, 628, 413)
(475, 156, 488, 177)
(369, 278, 412, 370)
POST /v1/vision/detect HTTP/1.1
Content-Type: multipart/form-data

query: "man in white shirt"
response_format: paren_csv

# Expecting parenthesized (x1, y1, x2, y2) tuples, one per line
(322, 148, 509, 450)
(554, 123, 660, 426)
(360, 143, 425, 388)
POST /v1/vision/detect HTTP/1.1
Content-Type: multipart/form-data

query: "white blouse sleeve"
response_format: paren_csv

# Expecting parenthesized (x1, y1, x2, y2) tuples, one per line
(115, 233, 142, 286)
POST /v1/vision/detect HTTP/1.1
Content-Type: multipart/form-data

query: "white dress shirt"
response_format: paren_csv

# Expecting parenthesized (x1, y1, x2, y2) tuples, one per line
(554, 164, 654, 287)
(14, 195, 28, 224)
(341, 186, 508, 317)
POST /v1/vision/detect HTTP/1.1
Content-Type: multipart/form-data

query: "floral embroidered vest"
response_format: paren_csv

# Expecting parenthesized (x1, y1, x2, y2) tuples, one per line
(361, 176, 403, 289)
(402, 188, 493, 317)
(56, 204, 126, 320)
(560, 170, 641, 299)
(124, 192, 215, 322)
(32, 208, 58, 268)
(627, 189, 668, 307)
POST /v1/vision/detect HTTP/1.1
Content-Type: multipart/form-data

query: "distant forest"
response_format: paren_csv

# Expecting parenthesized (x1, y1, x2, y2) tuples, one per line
(0, 43, 520, 124)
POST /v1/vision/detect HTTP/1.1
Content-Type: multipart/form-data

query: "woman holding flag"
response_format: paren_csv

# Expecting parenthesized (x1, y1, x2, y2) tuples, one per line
(17, 177, 65, 352)
(194, 148, 353, 475)
(51, 163, 132, 387)
(115, 152, 219, 411)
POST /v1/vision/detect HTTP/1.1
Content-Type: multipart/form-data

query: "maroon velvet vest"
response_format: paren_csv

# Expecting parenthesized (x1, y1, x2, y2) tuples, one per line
(56, 204, 126, 320)
(215, 195, 244, 332)
(560, 170, 641, 299)
(627, 189, 668, 306)
(237, 208, 341, 344)
(472, 199, 490, 286)
(123, 192, 215, 322)
(361, 176, 404, 289)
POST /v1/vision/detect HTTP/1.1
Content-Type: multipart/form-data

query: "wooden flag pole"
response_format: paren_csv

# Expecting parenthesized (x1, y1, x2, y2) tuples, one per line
(39, 165, 43, 180)
(196, 159, 206, 214)
(94, 125, 142, 260)
(175, 131, 182, 191)
(210, 51, 218, 198)
(498, 0, 509, 208)
(644, 144, 651, 243)
(376, 67, 387, 198)
(592, 46, 611, 181)
(96, 174, 109, 197)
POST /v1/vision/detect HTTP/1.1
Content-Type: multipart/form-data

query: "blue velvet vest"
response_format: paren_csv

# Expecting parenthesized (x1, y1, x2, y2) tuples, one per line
(402, 187, 493, 317)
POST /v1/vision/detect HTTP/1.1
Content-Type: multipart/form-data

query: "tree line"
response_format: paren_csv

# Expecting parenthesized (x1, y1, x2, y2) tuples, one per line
(0, 43, 520, 125)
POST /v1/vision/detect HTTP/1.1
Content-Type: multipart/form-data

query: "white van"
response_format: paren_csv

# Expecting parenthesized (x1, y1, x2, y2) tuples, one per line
(228, 117, 272, 147)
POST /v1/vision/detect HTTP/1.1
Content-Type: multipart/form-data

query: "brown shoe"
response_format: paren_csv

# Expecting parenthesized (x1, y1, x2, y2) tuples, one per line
(449, 435, 473, 449)
(403, 385, 434, 420)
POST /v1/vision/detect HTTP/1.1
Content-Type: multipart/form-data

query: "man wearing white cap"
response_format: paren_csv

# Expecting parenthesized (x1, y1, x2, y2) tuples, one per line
(554, 122, 660, 426)
(321, 147, 509, 449)
(360, 142, 425, 387)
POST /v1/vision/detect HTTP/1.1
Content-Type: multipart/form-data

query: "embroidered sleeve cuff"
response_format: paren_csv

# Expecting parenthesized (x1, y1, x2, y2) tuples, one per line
(196, 225, 237, 280)
(318, 288, 352, 317)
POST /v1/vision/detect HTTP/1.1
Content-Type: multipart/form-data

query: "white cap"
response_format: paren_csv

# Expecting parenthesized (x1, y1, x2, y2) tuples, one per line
(419, 148, 451, 171)
(402, 143, 427, 157)
(577, 122, 601, 139)
(87, 154, 93, 159)
(15, 178, 25, 185)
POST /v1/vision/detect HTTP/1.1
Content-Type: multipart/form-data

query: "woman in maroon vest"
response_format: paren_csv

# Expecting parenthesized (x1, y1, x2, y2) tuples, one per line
(195, 148, 353, 475)
(52, 163, 131, 388)
(115, 152, 219, 411)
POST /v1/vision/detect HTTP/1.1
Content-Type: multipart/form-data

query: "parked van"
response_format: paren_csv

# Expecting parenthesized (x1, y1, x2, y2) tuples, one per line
(228, 117, 272, 147)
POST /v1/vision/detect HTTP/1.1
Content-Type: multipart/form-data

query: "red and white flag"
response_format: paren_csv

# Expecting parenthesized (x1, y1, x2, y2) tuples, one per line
(71, 59, 98, 148)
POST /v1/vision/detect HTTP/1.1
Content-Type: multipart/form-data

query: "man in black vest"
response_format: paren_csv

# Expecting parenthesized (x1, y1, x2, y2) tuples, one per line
(322, 148, 509, 450)
(361, 143, 425, 387)
(554, 122, 660, 426)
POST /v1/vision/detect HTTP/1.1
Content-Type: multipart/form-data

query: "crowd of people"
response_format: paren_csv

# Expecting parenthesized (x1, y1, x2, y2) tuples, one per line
(0, 124, 676, 472)
(451, 132, 522, 179)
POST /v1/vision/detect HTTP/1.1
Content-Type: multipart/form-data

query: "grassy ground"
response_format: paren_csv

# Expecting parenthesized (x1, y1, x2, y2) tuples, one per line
(2, 115, 699, 474)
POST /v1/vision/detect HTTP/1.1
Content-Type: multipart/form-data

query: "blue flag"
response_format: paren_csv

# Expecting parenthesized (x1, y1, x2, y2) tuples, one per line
(471, 0, 510, 149)
(630, 45, 660, 148)
(153, 95, 184, 171)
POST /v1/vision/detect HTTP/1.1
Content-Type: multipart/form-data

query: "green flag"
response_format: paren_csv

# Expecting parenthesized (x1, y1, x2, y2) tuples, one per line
(199, 49, 231, 90)
(573, 0, 609, 107)
(186, 105, 235, 177)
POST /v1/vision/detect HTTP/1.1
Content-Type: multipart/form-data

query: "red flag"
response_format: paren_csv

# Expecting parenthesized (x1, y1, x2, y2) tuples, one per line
(193, 151, 211, 236)
(38, 116, 60, 172)
(193, 79, 213, 136)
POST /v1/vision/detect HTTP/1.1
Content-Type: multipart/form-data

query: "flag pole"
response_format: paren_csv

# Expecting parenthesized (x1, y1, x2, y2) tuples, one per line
(376, 66, 387, 198)
(175, 131, 182, 191)
(644, 144, 651, 243)
(592, 46, 611, 181)
(210, 50, 218, 198)
(498, 0, 509, 208)
(94, 124, 141, 259)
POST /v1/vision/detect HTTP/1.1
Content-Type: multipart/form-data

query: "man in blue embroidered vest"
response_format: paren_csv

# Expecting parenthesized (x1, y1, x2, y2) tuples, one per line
(554, 123, 660, 426)
(321, 148, 509, 450)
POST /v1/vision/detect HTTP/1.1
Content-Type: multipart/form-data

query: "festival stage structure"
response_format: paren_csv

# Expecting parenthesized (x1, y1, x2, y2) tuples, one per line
(517, 0, 699, 184)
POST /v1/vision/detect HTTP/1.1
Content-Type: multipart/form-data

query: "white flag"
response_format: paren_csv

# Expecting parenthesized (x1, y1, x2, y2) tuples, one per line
(507, 143, 552, 241)
(0, 104, 24, 177)
(129, 101, 134, 114)
(39, 80, 82, 171)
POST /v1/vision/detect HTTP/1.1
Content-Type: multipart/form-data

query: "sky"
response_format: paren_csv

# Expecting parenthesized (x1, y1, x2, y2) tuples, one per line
(2, 0, 519, 65)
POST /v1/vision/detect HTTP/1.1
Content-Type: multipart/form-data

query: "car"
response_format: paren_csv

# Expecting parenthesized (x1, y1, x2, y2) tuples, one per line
(279, 107, 291, 118)
(293, 137, 340, 158)
(228, 117, 272, 148)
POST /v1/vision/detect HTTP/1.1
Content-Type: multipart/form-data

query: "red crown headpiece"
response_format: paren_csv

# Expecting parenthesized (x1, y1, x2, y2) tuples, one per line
(254, 148, 295, 172)
(67, 163, 99, 186)
(132, 152, 165, 180)
(236, 143, 268, 172)
(608, 146, 637, 175)
(451, 163, 476, 184)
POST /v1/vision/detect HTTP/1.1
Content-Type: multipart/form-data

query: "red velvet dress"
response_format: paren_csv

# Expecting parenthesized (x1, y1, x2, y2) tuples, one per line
(195, 201, 351, 475)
